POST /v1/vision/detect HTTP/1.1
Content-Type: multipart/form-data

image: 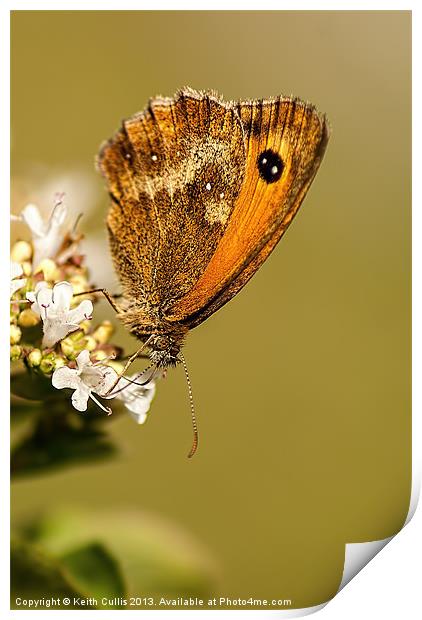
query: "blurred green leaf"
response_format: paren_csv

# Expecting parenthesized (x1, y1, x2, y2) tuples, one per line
(21, 508, 216, 602)
(11, 415, 117, 478)
(10, 537, 90, 609)
(11, 397, 42, 425)
(61, 542, 126, 607)
(11, 374, 126, 477)
(11, 370, 57, 401)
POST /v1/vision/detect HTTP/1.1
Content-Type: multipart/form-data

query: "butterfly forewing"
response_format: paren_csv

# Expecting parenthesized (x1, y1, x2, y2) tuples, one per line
(98, 90, 246, 313)
(164, 97, 329, 326)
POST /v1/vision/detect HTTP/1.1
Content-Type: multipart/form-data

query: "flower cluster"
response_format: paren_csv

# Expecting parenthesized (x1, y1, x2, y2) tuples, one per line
(10, 198, 157, 424)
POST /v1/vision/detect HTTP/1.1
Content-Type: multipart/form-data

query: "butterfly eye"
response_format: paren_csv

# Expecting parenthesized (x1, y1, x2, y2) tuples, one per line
(257, 149, 284, 183)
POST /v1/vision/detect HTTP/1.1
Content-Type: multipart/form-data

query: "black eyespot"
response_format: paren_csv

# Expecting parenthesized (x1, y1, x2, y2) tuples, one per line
(257, 149, 284, 184)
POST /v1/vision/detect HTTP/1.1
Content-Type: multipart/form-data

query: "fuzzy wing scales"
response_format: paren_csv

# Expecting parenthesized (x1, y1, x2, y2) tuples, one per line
(97, 89, 246, 311)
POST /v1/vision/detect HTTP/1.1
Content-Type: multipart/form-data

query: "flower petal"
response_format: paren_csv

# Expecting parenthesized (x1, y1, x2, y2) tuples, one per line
(20, 204, 46, 237)
(26, 283, 49, 313)
(71, 385, 91, 412)
(124, 391, 154, 415)
(10, 278, 26, 297)
(52, 366, 80, 390)
(41, 320, 79, 348)
(48, 201, 67, 231)
(80, 365, 105, 390)
(11, 281, 24, 296)
(10, 262, 26, 297)
(11, 262, 23, 279)
(94, 366, 119, 396)
(52, 281, 73, 311)
(36, 284, 53, 309)
(35, 281, 49, 294)
(128, 409, 148, 425)
(67, 299, 94, 323)
(76, 349, 91, 370)
(116, 376, 156, 422)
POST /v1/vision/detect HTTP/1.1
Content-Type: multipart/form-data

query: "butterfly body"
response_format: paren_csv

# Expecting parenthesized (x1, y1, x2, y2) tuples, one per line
(98, 88, 329, 368)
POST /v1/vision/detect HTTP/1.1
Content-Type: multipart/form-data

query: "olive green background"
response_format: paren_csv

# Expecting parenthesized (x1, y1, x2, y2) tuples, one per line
(11, 11, 411, 608)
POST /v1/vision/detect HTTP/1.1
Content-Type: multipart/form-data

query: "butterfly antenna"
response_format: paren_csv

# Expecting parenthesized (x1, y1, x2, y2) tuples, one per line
(180, 352, 198, 459)
(108, 364, 157, 397)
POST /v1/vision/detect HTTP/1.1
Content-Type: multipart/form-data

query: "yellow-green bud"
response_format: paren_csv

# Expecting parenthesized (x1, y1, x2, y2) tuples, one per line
(27, 348, 42, 367)
(53, 357, 66, 370)
(78, 319, 91, 334)
(92, 320, 114, 344)
(10, 307, 19, 323)
(34, 258, 60, 282)
(10, 324, 22, 344)
(91, 349, 108, 362)
(18, 308, 40, 328)
(69, 274, 89, 297)
(69, 329, 85, 342)
(10, 345, 22, 361)
(61, 337, 75, 358)
(84, 336, 97, 351)
(11, 240, 32, 263)
(21, 261, 32, 276)
(40, 356, 56, 375)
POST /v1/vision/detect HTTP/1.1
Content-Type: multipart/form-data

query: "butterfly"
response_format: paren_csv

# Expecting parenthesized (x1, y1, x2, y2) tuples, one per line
(96, 88, 329, 455)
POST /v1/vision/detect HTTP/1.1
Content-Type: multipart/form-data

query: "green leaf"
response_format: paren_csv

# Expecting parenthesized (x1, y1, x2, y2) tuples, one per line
(10, 537, 92, 609)
(22, 508, 216, 601)
(11, 397, 42, 425)
(11, 416, 117, 478)
(60, 542, 126, 607)
(11, 370, 57, 401)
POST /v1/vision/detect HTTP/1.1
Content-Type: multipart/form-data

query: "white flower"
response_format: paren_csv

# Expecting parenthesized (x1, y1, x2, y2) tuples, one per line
(12, 200, 67, 268)
(108, 371, 157, 424)
(26, 281, 93, 348)
(10, 262, 27, 297)
(52, 350, 118, 413)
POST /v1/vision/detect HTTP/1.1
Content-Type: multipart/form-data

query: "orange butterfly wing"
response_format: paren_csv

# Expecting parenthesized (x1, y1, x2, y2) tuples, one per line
(164, 97, 329, 327)
(97, 89, 246, 316)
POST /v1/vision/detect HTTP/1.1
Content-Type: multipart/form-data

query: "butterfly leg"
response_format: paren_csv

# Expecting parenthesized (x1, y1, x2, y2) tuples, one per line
(104, 336, 153, 396)
(73, 288, 122, 313)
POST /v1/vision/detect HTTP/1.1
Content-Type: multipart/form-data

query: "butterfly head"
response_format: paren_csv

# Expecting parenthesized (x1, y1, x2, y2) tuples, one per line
(148, 333, 184, 368)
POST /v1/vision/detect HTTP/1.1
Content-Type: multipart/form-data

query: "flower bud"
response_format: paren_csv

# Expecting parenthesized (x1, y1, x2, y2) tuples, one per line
(69, 274, 89, 297)
(18, 308, 40, 328)
(10, 324, 22, 344)
(91, 349, 108, 362)
(21, 261, 32, 276)
(27, 348, 42, 367)
(92, 320, 114, 344)
(34, 258, 60, 282)
(60, 337, 76, 358)
(78, 319, 92, 334)
(10, 306, 19, 323)
(69, 330, 85, 343)
(53, 356, 66, 370)
(11, 240, 32, 263)
(10, 345, 22, 361)
(84, 335, 97, 351)
(40, 355, 56, 375)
